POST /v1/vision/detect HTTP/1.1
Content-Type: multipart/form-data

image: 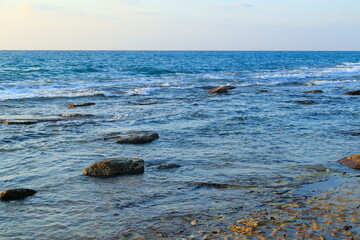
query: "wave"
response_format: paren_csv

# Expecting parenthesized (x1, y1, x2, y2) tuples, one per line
(307, 79, 360, 86)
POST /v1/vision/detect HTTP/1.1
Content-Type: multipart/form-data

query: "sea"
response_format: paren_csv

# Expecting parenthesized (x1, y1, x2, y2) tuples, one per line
(0, 51, 360, 239)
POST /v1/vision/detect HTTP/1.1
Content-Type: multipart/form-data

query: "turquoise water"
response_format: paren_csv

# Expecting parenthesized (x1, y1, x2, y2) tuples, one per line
(1, 51, 360, 239)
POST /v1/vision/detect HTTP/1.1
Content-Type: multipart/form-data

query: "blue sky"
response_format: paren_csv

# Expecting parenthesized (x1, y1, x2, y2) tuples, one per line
(0, 0, 359, 50)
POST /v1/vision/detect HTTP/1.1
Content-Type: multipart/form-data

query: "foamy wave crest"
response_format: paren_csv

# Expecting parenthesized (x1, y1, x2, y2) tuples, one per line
(123, 87, 160, 96)
(321, 62, 360, 74)
(307, 79, 359, 86)
(0, 85, 103, 101)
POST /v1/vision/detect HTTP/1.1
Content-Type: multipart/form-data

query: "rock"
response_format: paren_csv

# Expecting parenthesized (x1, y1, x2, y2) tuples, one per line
(158, 163, 181, 170)
(58, 113, 94, 118)
(82, 157, 144, 177)
(208, 85, 236, 94)
(0, 120, 38, 125)
(0, 189, 36, 201)
(343, 90, 360, 95)
(338, 153, 360, 169)
(0, 119, 59, 125)
(66, 102, 96, 108)
(104, 131, 159, 144)
(294, 100, 316, 105)
(303, 90, 323, 93)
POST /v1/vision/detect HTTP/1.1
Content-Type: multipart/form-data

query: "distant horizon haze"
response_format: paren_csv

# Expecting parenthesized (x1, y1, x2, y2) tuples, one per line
(0, 0, 359, 51)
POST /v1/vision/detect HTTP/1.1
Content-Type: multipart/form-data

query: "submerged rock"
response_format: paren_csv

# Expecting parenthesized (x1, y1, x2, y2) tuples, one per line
(294, 100, 316, 105)
(208, 85, 236, 94)
(104, 131, 159, 144)
(303, 90, 323, 93)
(0, 189, 36, 201)
(0, 119, 59, 125)
(338, 153, 360, 169)
(66, 102, 96, 108)
(58, 113, 94, 118)
(82, 157, 144, 177)
(343, 90, 360, 95)
(158, 163, 181, 170)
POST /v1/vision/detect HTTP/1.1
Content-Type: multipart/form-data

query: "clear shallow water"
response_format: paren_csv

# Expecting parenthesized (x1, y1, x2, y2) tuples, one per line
(1, 51, 360, 239)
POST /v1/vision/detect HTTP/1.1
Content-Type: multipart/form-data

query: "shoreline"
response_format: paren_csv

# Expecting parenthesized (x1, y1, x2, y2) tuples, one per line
(201, 172, 360, 240)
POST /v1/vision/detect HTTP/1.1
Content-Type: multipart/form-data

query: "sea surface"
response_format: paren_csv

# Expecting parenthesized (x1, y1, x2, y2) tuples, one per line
(1, 51, 360, 239)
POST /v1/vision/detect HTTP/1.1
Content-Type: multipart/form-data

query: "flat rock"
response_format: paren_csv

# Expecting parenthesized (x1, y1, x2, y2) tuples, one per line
(303, 90, 323, 93)
(208, 85, 236, 94)
(338, 153, 360, 169)
(343, 90, 360, 95)
(0, 189, 36, 201)
(104, 131, 159, 144)
(158, 163, 181, 170)
(0, 120, 38, 125)
(58, 113, 94, 118)
(82, 157, 144, 177)
(66, 102, 96, 108)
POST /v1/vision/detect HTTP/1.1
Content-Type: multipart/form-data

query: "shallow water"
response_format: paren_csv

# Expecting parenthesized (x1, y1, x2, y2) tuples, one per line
(1, 51, 360, 239)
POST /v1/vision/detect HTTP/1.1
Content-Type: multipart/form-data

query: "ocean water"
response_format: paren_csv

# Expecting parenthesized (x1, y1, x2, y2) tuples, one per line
(1, 51, 360, 239)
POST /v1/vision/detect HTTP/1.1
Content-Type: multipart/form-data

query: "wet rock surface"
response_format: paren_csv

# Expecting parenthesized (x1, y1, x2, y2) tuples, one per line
(0, 189, 37, 201)
(0, 119, 59, 125)
(208, 85, 236, 94)
(303, 90, 323, 93)
(343, 90, 360, 95)
(104, 131, 159, 144)
(82, 157, 144, 177)
(66, 102, 96, 108)
(338, 153, 360, 169)
(158, 163, 181, 170)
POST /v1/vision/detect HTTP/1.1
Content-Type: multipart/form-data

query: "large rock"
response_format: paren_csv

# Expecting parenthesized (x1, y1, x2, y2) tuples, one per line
(82, 157, 144, 177)
(66, 102, 96, 108)
(104, 131, 159, 144)
(338, 153, 360, 169)
(0, 189, 36, 201)
(208, 85, 236, 94)
(343, 90, 360, 95)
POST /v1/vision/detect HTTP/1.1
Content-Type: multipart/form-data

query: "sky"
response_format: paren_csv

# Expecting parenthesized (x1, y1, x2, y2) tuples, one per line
(0, 0, 359, 50)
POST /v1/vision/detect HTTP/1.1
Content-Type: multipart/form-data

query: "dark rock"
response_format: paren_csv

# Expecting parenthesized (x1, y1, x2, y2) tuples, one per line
(257, 89, 269, 93)
(294, 100, 316, 105)
(104, 131, 159, 144)
(303, 90, 323, 93)
(338, 153, 360, 169)
(82, 157, 144, 177)
(66, 102, 96, 108)
(208, 85, 236, 94)
(58, 113, 94, 118)
(0, 119, 60, 125)
(343, 90, 360, 95)
(158, 163, 181, 170)
(0, 189, 36, 201)
(0, 120, 38, 125)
